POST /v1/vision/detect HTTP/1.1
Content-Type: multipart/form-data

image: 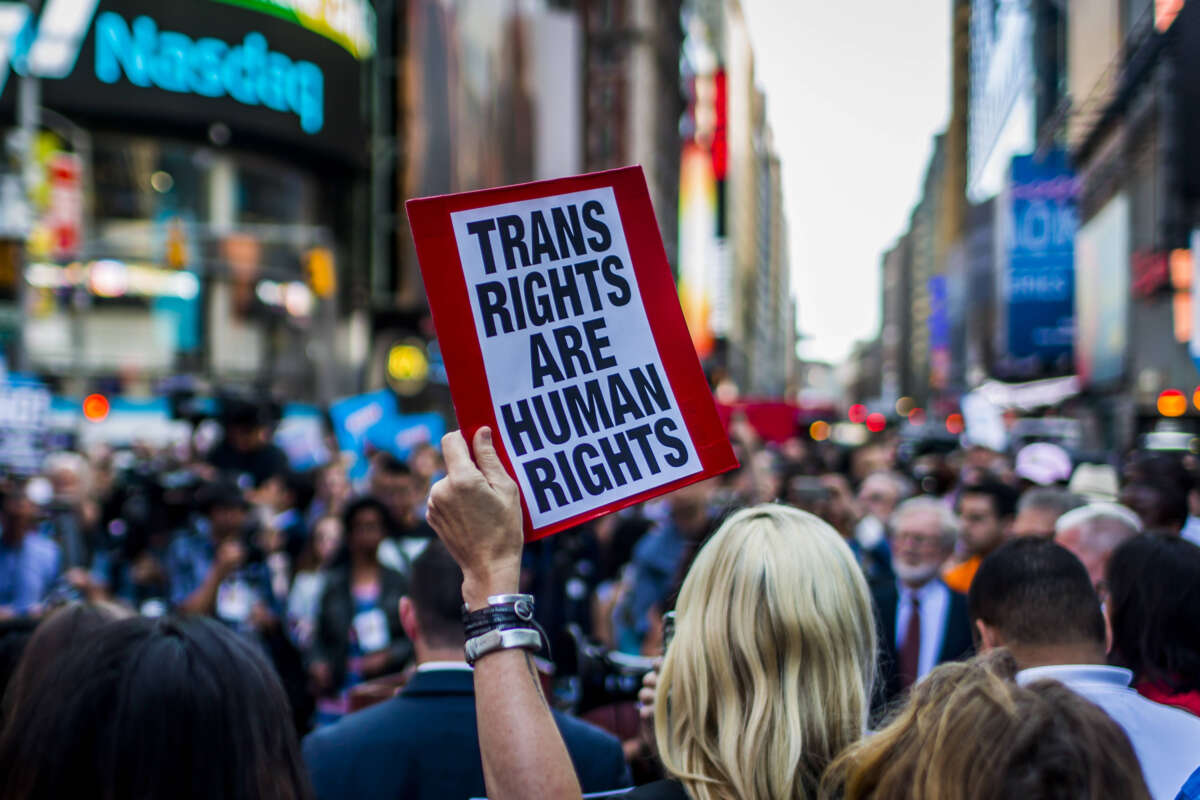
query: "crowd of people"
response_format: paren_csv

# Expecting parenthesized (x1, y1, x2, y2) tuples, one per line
(1, 401, 1200, 799)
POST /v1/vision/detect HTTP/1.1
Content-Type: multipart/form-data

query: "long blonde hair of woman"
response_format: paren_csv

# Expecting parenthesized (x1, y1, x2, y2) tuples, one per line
(653, 503, 877, 800)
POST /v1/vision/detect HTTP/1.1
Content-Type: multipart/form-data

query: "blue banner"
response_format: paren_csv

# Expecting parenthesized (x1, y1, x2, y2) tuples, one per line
(328, 390, 446, 482)
(1007, 151, 1078, 373)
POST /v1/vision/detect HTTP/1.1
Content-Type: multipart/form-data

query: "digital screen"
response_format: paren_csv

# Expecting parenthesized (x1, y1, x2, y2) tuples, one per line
(0, 0, 369, 165)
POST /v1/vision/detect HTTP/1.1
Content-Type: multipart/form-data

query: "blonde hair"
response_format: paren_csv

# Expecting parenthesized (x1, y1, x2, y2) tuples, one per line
(654, 504, 877, 800)
(822, 651, 1151, 800)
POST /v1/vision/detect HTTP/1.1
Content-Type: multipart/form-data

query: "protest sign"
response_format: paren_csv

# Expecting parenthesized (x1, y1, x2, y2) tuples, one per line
(0, 378, 51, 475)
(407, 166, 737, 540)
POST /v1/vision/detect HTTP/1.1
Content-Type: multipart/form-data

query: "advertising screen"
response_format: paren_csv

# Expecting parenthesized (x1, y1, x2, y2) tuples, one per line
(0, 0, 370, 163)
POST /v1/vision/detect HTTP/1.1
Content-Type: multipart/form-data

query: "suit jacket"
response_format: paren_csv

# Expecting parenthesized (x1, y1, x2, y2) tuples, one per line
(870, 578, 974, 715)
(302, 668, 632, 800)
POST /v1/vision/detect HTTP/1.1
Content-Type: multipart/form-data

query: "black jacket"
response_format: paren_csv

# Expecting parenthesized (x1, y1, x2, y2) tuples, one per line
(870, 578, 974, 715)
(311, 565, 412, 689)
(303, 668, 632, 800)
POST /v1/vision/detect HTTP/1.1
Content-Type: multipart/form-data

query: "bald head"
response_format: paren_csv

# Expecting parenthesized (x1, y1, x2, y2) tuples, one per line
(1054, 504, 1142, 590)
(858, 471, 908, 522)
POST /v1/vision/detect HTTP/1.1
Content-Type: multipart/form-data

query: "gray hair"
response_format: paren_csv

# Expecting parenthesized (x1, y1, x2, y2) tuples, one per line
(890, 495, 960, 549)
(860, 471, 914, 501)
(1017, 487, 1086, 518)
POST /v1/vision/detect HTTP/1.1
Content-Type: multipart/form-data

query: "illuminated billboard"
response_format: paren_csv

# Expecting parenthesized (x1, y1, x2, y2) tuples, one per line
(0, 0, 369, 162)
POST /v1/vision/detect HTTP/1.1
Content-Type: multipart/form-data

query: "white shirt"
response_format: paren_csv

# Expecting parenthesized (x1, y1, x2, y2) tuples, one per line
(895, 579, 950, 680)
(1183, 515, 1200, 547)
(855, 515, 886, 550)
(415, 660, 474, 673)
(1018, 664, 1200, 800)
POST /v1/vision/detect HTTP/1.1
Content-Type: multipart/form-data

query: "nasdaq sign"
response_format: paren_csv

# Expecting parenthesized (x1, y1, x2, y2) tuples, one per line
(94, 13, 324, 133)
(0, 0, 328, 135)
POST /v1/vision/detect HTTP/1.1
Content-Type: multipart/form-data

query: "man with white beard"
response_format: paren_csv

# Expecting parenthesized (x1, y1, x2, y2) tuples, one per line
(870, 496, 975, 713)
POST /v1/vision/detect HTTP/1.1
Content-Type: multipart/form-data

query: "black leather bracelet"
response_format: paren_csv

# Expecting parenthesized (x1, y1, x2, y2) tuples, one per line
(462, 594, 537, 640)
(461, 594, 551, 659)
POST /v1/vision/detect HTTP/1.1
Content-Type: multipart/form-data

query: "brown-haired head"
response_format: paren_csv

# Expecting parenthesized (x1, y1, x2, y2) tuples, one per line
(822, 650, 1150, 800)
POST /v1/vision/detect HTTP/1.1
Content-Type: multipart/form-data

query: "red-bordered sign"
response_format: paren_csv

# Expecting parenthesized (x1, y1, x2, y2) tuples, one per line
(407, 166, 737, 540)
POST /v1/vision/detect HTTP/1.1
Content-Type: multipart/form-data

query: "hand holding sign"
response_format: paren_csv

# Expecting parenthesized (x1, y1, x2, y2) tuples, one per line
(427, 427, 523, 609)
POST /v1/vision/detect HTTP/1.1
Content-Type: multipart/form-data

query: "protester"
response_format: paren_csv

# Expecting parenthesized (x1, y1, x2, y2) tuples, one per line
(207, 397, 290, 491)
(0, 482, 60, 618)
(426, 427, 584, 800)
(968, 537, 1200, 799)
(874, 496, 973, 709)
(854, 471, 908, 551)
(428, 427, 879, 800)
(1014, 442, 1074, 488)
(1070, 462, 1121, 503)
(261, 470, 315, 562)
(635, 503, 876, 800)
(1106, 534, 1200, 717)
(287, 514, 343, 649)
(822, 652, 1152, 800)
(1010, 486, 1084, 538)
(942, 481, 1017, 592)
(0, 615, 314, 800)
(613, 480, 714, 654)
(42, 452, 99, 570)
(1120, 481, 1189, 536)
(168, 481, 277, 632)
(407, 441, 443, 517)
(309, 497, 411, 715)
(308, 461, 352, 530)
(303, 539, 630, 800)
(368, 453, 434, 542)
(1054, 503, 1142, 591)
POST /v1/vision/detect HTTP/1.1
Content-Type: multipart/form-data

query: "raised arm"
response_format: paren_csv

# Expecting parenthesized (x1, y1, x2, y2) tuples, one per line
(426, 427, 583, 800)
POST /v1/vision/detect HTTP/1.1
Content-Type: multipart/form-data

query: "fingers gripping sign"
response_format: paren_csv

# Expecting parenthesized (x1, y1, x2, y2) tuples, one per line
(427, 427, 524, 609)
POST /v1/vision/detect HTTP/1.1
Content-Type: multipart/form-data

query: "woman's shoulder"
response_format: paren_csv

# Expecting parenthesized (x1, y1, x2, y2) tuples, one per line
(622, 779, 691, 800)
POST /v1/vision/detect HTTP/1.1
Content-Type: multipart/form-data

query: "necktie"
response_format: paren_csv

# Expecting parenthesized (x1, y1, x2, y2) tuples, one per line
(898, 593, 922, 690)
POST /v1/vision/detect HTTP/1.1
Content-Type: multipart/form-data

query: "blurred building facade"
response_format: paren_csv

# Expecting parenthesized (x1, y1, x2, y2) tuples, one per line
(0, 0, 374, 402)
(1063, 0, 1200, 446)
(851, 0, 1200, 449)
(0, 0, 797, 414)
(581, 0, 685, 271)
(677, 0, 793, 399)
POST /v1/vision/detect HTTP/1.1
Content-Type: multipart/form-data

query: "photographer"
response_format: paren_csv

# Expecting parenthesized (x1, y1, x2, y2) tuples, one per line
(167, 481, 278, 634)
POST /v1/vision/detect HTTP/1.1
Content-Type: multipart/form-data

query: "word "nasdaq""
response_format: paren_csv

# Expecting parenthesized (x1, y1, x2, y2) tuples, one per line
(94, 12, 324, 134)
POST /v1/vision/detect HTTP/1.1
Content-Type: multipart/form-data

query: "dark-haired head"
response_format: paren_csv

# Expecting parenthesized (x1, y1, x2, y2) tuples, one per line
(1106, 533, 1200, 694)
(968, 538, 1106, 667)
(1, 601, 131, 724)
(1118, 482, 1188, 534)
(368, 453, 419, 527)
(403, 539, 466, 653)
(0, 616, 38, 714)
(334, 495, 396, 567)
(957, 481, 1019, 558)
(959, 481, 1019, 518)
(0, 615, 313, 800)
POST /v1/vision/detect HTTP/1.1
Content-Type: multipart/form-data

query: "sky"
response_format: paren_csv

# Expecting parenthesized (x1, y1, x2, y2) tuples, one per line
(741, 0, 952, 365)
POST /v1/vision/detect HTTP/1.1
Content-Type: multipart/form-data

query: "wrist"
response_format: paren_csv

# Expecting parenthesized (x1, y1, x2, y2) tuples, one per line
(462, 564, 521, 610)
